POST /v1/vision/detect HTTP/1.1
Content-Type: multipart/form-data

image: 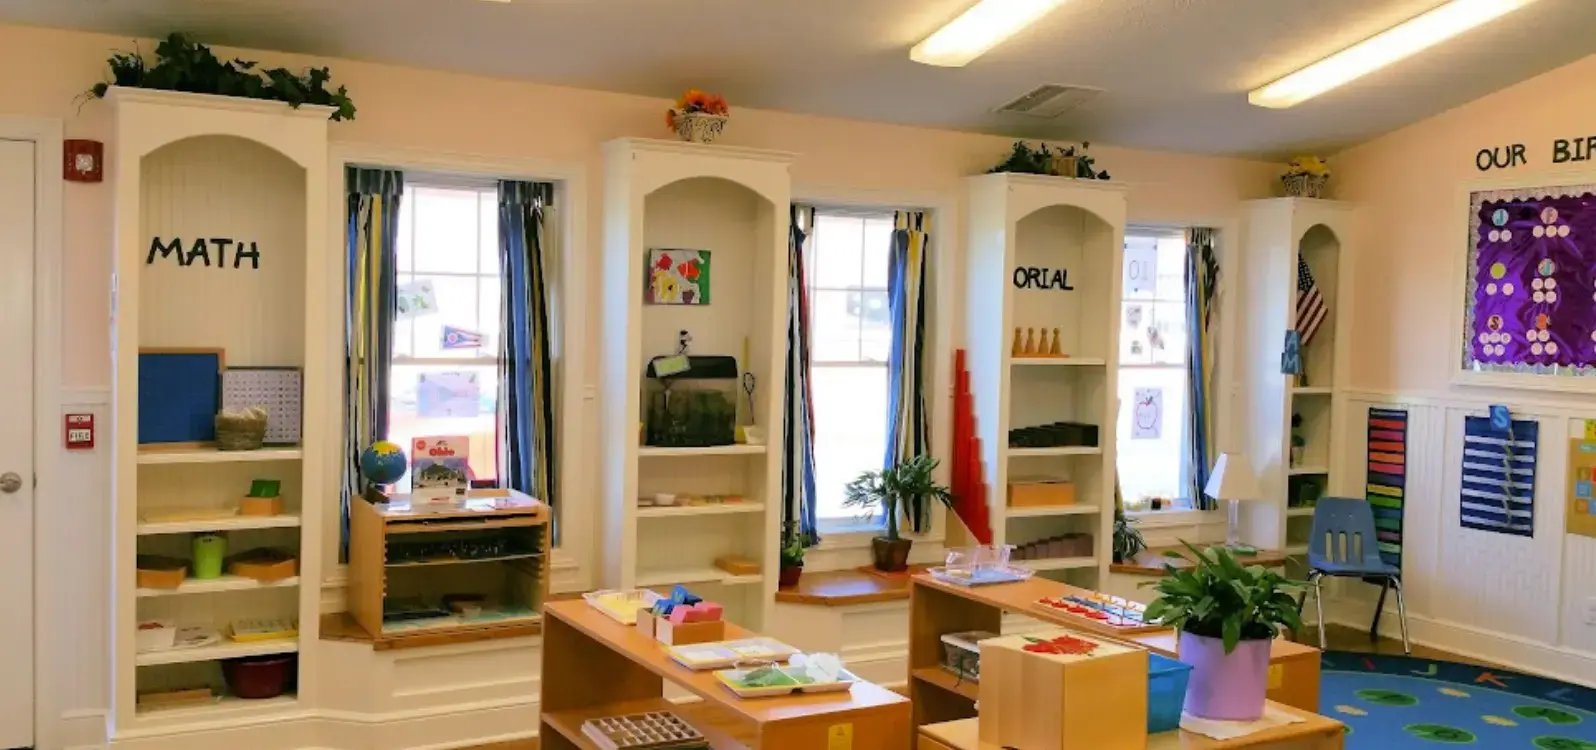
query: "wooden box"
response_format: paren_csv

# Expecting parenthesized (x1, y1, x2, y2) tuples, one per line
(1008, 478, 1076, 508)
(655, 617, 725, 646)
(978, 632, 1147, 750)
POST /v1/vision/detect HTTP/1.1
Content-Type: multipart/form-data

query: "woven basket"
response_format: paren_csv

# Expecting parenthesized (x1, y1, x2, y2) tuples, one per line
(215, 410, 267, 451)
(1281, 173, 1329, 198)
(674, 112, 728, 144)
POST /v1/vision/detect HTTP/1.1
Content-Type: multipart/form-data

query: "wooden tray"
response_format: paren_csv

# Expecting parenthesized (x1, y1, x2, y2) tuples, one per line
(1032, 593, 1164, 634)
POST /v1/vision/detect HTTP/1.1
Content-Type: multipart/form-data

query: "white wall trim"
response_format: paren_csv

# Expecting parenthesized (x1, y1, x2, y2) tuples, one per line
(2, 113, 65, 750)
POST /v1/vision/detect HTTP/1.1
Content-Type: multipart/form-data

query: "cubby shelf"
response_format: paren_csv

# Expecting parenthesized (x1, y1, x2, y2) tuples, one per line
(1010, 357, 1106, 367)
(1007, 446, 1103, 458)
(1290, 387, 1332, 396)
(1004, 505, 1101, 518)
(1016, 556, 1099, 572)
(635, 568, 764, 588)
(136, 447, 303, 465)
(1288, 466, 1329, 476)
(134, 638, 299, 667)
(1286, 507, 1318, 518)
(135, 514, 303, 536)
(135, 694, 298, 721)
(637, 502, 766, 518)
(136, 575, 300, 598)
(637, 444, 767, 458)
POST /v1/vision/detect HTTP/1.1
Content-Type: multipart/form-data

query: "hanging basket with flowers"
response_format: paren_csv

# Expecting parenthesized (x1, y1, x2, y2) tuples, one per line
(1281, 156, 1330, 198)
(666, 89, 730, 144)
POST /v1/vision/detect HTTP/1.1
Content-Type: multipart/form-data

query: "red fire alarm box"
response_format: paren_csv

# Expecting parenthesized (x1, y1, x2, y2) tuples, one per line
(65, 413, 94, 450)
(63, 139, 104, 183)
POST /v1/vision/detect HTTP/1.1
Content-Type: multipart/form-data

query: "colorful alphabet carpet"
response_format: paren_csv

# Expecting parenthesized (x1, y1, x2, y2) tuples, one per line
(1322, 651, 1596, 748)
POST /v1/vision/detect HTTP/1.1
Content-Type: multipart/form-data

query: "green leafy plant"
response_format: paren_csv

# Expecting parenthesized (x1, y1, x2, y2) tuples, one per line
(1142, 542, 1304, 653)
(780, 520, 805, 568)
(843, 455, 952, 542)
(86, 33, 355, 121)
(987, 140, 1110, 179)
(1112, 503, 1146, 563)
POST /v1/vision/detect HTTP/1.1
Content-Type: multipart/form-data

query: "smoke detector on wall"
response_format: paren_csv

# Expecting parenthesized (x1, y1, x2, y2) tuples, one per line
(993, 84, 1102, 119)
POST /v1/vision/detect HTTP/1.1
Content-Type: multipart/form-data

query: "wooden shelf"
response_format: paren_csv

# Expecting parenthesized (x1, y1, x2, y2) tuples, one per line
(1015, 556, 1098, 571)
(137, 575, 299, 597)
(320, 611, 542, 651)
(637, 502, 765, 519)
(1286, 507, 1318, 518)
(1010, 357, 1106, 367)
(135, 637, 298, 667)
(635, 568, 763, 588)
(637, 444, 767, 457)
(1007, 446, 1102, 458)
(385, 552, 541, 568)
(1290, 386, 1333, 396)
(136, 446, 303, 464)
(1285, 544, 1310, 555)
(542, 698, 753, 750)
(911, 667, 979, 702)
(1005, 504, 1100, 518)
(136, 514, 302, 536)
(135, 694, 298, 721)
(1288, 466, 1329, 475)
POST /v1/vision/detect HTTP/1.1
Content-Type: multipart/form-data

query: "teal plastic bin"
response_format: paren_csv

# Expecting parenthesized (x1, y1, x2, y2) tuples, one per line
(1147, 652, 1193, 733)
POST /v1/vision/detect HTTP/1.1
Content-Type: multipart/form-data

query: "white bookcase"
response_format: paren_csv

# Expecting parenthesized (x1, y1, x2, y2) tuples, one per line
(962, 173, 1128, 587)
(1237, 198, 1355, 559)
(108, 88, 330, 732)
(597, 138, 793, 630)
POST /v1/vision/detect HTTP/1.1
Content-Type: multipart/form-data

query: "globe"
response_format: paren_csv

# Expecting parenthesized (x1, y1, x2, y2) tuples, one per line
(360, 440, 408, 486)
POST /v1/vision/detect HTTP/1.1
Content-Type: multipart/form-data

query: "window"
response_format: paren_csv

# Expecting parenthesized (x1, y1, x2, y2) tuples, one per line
(388, 183, 502, 488)
(806, 210, 894, 528)
(1116, 231, 1191, 511)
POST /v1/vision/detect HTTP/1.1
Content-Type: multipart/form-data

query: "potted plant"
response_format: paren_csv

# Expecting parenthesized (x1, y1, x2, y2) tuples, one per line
(1290, 414, 1307, 467)
(779, 521, 805, 587)
(1143, 543, 1304, 720)
(1111, 503, 1146, 564)
(1281, 156, 1330, 198)
(665, 89, 730, 144)
(844, 455, 953, 572)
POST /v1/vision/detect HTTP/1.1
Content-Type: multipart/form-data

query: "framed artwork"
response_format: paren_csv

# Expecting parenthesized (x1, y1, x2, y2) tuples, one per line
(1456, 181, 1596, 390)
(646, 249, 711, 305)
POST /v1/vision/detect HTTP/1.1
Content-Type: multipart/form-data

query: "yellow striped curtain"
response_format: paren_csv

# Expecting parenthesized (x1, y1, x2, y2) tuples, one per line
(1184, 227, 1219, 509)
(886, 210, 932, 532)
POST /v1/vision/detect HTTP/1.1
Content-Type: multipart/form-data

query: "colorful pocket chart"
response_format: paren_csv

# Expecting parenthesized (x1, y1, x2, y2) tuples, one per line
(1366, 407, 1408, 568)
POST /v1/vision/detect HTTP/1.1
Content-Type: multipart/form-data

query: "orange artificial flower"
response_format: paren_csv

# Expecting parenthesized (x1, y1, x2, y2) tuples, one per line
(665, 109, 677, 130)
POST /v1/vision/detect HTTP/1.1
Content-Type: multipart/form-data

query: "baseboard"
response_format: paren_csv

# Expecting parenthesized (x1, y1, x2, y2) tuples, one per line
(1323, 596, 1596, 690)
(103, 698, 538, 750)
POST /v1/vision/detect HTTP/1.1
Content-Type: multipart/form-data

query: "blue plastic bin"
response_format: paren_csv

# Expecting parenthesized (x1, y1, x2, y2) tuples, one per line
(1147, 652, 1193, 733)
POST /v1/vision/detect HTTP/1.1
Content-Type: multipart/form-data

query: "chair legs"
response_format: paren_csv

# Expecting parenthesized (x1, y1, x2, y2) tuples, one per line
(1312, 573, 1327, 650)
(1371, 579, 1390, 642)
(1392, 577, 1411, 655)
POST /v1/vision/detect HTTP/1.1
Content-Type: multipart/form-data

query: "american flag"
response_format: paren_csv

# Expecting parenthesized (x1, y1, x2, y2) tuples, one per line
(1296, 257, 1328, 345)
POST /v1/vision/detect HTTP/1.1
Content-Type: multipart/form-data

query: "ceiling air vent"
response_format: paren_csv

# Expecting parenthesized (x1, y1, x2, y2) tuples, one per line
(993, 84, 1102, 119)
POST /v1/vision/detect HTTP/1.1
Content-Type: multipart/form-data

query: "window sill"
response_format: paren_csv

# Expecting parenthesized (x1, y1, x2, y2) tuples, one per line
(1125, 508, 1225, 528)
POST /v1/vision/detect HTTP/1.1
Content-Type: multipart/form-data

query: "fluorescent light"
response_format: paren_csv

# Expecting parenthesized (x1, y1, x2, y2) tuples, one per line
(1249, 0, 1536, 108)
(910, 0, 1067, 67)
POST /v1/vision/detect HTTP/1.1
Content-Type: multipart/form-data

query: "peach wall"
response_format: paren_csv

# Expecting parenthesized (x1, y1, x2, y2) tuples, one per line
(0, 22, 1276, 390)
(1336, 52, 1596, 401)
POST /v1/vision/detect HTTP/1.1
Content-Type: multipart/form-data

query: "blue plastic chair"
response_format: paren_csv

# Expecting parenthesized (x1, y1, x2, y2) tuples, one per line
(1300, 497, 1410, 653)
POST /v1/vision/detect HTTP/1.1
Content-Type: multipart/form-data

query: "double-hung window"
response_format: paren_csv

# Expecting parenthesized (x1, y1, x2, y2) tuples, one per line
(805, 210, 895, 530)
(387, 183, 503, 488)
(1115, 231, 1192, 511)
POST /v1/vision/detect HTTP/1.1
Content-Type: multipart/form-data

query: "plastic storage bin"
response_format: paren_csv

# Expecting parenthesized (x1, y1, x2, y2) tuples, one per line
(1147, 652, 1193, 733)
(939, 630, 998, 682)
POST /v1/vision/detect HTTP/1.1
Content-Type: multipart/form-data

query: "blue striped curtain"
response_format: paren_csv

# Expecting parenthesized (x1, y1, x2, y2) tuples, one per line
(783, 205, 820, 546)
(1184, 227, 1220, 510)
(343, 166, 404, 558)
(499, 181, 557, 518)
(885, 210, 932, 533)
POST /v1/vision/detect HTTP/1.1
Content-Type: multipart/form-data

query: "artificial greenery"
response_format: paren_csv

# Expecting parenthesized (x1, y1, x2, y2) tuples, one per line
(844, 455, 953, 542)
(1143, 542, 1304, 653)
(988, 140, 1110, 180)
(779, 520, 806, 568)
(1112, 503, 1147, 563)
(87, 33, 356, 121)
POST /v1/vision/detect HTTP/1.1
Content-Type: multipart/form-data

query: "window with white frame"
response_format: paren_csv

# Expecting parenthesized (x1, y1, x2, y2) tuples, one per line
(806, 210, 894, 529)
(389, 183, 502, 488)
(1116, 231, 1192, 511)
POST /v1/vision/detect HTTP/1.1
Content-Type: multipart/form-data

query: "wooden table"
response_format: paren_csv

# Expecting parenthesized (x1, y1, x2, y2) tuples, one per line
(540, 599, 911, 749)
(908, 574, 1323, 728)
(919, 716, 1344, 750)
(1110, 546, 1292, 576)
(775, 569, 911, 607)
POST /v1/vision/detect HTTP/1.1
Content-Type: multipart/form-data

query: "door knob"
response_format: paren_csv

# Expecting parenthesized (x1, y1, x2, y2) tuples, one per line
(0, 472, 21, 493)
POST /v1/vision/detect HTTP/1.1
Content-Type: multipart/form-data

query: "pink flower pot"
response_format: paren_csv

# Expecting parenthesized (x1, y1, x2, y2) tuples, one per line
(1177, 630, 1271, 720)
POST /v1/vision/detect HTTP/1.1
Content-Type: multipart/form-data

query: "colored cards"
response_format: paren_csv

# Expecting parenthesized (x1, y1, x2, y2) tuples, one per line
(1366, 407, 1408, 568)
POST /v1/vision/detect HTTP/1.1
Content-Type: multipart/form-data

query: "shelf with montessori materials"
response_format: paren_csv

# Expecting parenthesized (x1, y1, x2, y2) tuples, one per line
(1237, 198, 1356, 563)
(597, 138, 794, 631)
(961, 173, 1127, 589)
(108, 88, 333, 731)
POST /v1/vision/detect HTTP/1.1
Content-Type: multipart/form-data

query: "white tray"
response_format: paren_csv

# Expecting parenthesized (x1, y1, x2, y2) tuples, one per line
(713, 665, 859, 698)
(667, 637, 797, 671)
(927, 564, 1034, 587)
(583, 589, 666, 625)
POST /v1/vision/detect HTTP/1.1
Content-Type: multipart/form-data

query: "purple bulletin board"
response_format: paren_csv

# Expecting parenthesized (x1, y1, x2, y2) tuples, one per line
(1463, 184, 1596, 381)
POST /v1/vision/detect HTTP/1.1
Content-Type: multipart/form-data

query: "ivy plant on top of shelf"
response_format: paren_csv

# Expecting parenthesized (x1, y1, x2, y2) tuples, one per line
(86, 33, 356, 121)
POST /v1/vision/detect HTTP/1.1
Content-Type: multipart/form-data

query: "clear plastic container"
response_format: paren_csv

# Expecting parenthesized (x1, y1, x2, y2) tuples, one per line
(939, 630, 998, 682)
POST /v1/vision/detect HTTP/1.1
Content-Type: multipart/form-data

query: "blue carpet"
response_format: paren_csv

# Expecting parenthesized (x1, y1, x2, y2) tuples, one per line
(1321, 651, 1596, 749)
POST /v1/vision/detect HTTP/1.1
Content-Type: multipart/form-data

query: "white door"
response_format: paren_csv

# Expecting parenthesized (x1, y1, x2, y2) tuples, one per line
(0, 138, 36, 748)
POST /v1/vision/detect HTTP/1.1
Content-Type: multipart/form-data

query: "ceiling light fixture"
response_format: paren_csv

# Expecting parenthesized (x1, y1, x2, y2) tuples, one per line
(1249, 0, 1536, 108)
(910, 0, 1067, 68)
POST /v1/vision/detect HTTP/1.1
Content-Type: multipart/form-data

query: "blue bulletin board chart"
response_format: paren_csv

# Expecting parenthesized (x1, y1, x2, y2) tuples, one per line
(138, 349, 224, 444)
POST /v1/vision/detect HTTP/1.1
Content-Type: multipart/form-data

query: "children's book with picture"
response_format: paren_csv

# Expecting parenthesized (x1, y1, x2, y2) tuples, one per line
(411, 436, 471, 503)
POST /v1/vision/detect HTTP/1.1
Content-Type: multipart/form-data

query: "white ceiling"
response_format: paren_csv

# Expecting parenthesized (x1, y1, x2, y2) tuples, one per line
(4, 0, 1593, 156)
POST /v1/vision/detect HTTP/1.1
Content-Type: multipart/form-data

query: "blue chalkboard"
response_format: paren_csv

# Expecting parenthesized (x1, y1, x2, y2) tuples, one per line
(138, 351, 222, 444)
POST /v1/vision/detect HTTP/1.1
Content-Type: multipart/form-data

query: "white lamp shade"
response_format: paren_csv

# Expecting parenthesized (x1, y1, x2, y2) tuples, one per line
(1205, 452, 1261, 502)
